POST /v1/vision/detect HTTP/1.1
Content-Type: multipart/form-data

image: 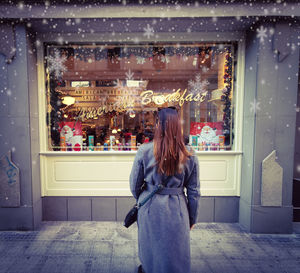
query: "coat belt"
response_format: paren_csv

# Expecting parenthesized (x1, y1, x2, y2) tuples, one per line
(145, 183, 184, 195)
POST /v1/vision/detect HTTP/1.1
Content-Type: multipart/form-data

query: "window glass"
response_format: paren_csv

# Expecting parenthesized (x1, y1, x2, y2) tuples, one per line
(45, 43, 234, 151)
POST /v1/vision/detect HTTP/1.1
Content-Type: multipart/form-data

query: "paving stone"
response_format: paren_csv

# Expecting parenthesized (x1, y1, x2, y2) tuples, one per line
(90, 257, 112, 273)
(4, 256, 45, 273)
(191, 258, 213, 273)
(24, 240, 52, 256)
(39, 256, 93, 273)
(112, 242, 136, 258)
(231, 259, 261, 273)
(0, 222, 299, 273)
(91, 241, 113, 258)
(0, 256, 17, 273)
(206, 258, 238, 273)
(110, 257, 138, 273)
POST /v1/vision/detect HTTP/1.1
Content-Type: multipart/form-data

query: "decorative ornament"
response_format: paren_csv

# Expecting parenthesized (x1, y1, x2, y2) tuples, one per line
(47, 50, 67, 78)
(250, 98, 261, 113)
(256, 25, 268, 44)
(143, 24, 155, 39)
(188, 73, 209, 94)
(125, 69, 134, 80)
(160, 55, 170, 64)
(136, 56, 146, 64)
(221, 48, 233, 146)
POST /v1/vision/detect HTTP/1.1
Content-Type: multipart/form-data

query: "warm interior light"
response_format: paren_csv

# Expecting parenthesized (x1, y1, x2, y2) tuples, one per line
(112, 129, 117, 134)
(129, 111, 136, 118)
(62, 96, 75, 106)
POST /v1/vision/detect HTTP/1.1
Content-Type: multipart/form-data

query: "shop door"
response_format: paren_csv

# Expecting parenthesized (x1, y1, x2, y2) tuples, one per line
(293, 58, 300, 222)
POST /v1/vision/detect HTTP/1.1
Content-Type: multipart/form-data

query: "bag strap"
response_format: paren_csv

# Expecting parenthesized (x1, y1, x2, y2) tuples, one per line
(137, 175, 170, 208)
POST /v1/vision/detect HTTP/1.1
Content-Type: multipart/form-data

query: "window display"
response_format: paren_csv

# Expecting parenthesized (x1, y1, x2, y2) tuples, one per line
(45, 43, 235, 151)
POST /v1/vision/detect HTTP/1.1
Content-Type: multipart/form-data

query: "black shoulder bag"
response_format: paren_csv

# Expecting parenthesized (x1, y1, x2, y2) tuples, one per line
(124, 177, 169, 228)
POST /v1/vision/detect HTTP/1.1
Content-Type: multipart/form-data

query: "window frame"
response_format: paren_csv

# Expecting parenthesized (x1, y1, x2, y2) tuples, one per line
(37, 31, 245, 155)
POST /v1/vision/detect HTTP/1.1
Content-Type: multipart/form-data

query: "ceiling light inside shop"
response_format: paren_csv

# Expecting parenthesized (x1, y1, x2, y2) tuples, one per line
(71, 81, 90, 87)
(126, 80, 147, 87)
(62, 96, 75, 105)
(112, 129, 117, 134)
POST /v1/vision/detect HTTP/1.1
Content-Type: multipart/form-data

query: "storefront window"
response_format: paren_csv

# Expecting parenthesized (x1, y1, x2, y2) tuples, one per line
(45, 43, 235, 151)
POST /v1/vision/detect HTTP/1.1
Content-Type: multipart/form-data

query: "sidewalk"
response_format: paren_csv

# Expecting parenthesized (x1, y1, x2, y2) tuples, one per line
(0, 222, 299, 273)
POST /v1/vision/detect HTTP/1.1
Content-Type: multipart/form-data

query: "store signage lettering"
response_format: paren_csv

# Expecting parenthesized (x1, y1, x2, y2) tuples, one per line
(78, 96, 135, 121)
(140, 89, 207, 106)
(77, 89, 207, 120)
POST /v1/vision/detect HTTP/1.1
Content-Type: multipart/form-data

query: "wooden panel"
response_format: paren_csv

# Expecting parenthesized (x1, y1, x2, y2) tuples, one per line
(41, 153, 241, 197)
(199, 161, 227, 181)
(55, 161, 132, 181)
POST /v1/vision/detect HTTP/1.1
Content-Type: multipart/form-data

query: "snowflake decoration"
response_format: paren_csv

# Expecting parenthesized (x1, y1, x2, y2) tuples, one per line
(114, 79, 124, 89)
(256, 26, 268, 44)
(125, 69, 134, 80)
(160, 55, 170, 64)
(47, 50, 67, 78)
(188, 74, 209, 94)
(250, 98, 261, 113)
(143, 24, 154, 39)
(136, 56, 146, 64)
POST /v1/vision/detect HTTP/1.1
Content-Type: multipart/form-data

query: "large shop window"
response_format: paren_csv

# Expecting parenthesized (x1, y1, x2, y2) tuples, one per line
(45, 43, 235, 151)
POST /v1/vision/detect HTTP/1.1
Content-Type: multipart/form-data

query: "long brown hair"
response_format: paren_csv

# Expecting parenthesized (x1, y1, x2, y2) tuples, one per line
(153, 107, 192, 176)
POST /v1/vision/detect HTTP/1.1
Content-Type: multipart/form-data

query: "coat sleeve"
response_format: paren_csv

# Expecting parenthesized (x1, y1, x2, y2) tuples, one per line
(129, 147, 145, 200)
(185, 155, 200, 227)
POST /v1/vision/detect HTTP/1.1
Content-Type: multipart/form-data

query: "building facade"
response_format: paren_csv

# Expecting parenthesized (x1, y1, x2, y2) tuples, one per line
(0, 0, 299, 233)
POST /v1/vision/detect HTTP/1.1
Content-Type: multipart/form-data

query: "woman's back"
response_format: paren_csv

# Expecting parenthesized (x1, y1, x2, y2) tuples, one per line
(130, 107, 200, 273)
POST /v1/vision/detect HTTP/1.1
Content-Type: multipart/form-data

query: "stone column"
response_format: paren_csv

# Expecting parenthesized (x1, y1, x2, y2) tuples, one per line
(0, 23, 41, 230)
(239, 21, 299, 233)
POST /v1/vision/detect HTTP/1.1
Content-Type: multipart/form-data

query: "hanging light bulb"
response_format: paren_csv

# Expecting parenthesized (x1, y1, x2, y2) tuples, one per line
(128, 110, 136, 118)
(62, 96, 75, 106)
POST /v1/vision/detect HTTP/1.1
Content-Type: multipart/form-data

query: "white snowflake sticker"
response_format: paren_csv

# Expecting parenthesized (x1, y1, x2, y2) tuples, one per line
(188, 74, 209, 94)
(143, 24, 155, 39)
(250, 98, 261, 113)
(256, 26, 268, 44)
(125, 69, 134, 80)
(47, 50, 67, 78)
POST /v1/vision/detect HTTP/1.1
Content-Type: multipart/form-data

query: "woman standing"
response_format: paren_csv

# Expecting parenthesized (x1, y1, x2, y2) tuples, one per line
(130, 107, 200, 273)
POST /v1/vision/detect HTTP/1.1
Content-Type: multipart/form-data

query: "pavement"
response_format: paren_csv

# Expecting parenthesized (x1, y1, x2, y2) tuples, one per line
(0, 222, 300, 273)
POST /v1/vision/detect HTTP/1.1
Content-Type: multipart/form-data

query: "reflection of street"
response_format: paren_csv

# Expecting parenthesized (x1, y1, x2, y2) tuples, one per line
(0, 222, 299, 272)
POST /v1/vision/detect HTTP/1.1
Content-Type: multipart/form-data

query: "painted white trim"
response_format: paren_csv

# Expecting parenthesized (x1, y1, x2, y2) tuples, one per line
(39, 151, 243, 156)
(1, 3, 299, 19)
(37, 31, 244, 44)
(41, 153, 240, 197)
(235, 38, 246, 196)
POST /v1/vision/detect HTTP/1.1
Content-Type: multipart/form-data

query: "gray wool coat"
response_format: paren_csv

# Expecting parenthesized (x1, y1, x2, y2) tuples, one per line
(130, 142, 200, 273)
